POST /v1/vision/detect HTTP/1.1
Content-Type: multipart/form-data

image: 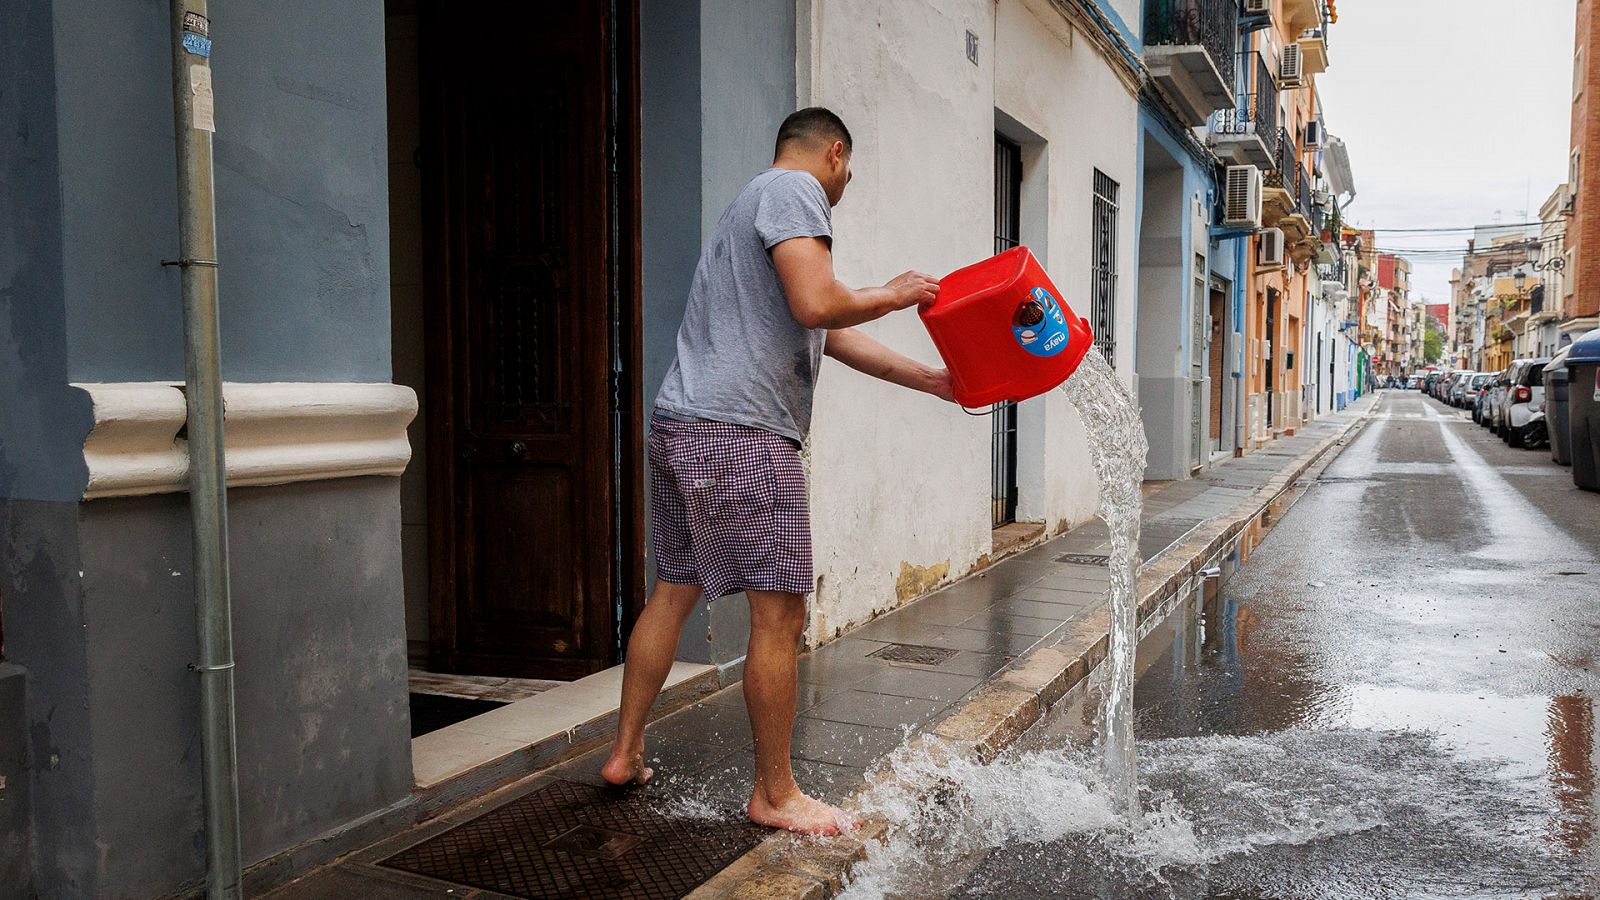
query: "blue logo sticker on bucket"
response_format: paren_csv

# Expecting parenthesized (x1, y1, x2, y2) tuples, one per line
(1011, 287, 1070, 358)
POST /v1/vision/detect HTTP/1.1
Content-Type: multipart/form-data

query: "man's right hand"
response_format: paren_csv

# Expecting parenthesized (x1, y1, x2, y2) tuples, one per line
(885, 271, 940, 310)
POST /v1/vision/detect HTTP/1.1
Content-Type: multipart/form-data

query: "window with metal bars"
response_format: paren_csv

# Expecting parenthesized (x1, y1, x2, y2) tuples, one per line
(992, 135, 1022, 527)
(1091, 169, 1119, 365)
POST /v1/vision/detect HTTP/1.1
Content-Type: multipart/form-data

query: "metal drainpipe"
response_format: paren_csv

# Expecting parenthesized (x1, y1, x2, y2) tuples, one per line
(164, 1, 242, 896)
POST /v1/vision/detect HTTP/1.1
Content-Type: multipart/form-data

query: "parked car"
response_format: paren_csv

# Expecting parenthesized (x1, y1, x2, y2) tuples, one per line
(1481, 369, 1510, 429)
(1436, 372, 1458, 401)
(1496, 358, 1552, 448)
(1437, 371, 1463, 404)
(1462, 372, 1493, 415)
(1448, 372, 1476, 407)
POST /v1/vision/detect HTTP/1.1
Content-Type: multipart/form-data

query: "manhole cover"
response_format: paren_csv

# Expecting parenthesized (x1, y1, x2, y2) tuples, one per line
(383, 780, 764, 899)
(1055, 553, 1111, 566)
(870, 643, 959, 665)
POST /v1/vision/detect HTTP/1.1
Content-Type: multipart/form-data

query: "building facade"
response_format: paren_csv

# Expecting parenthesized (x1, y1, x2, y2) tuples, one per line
(1449, 228, 1539, 371)
(1567, 0, 1600, 343)
(1234, 0, 1335, 446)
(1536, 184, 1570, 359)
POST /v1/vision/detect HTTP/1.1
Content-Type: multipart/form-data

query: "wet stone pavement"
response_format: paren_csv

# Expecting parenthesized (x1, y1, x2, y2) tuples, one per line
(269, 399, 1373, 899)
(949, 390, 1600, 899)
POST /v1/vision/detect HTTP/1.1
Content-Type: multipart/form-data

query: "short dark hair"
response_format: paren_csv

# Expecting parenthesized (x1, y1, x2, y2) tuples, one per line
(774, 107, 852, 158)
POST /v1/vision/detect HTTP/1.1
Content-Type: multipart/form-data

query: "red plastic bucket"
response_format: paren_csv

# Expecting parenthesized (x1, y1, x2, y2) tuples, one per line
(919, 246, 1095, 408)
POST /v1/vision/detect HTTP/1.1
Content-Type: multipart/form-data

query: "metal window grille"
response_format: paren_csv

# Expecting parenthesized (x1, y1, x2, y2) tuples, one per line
(992, 135, 1022, 527)
(1091, 169, 1119, 365)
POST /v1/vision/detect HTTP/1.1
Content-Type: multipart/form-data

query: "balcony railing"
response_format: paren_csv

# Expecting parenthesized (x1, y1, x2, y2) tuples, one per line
(1296, 162, 1311, 218)
(1145, 0, 1239, 89)
(1265, 126, 1294, 182)
(1213, 51, 1278, 147)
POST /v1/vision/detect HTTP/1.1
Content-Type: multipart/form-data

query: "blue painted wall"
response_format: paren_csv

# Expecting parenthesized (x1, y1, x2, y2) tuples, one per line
(2, 3, 412, 896)
(0, 0, 94, 504)
(52, 0, 392, 384)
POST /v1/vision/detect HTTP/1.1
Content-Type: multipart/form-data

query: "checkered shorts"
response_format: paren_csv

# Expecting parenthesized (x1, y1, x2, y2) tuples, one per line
(648, 415, 812, 599)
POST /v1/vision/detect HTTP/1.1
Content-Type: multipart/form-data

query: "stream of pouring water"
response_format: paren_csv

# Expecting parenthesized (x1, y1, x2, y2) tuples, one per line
(1060, 350, 1148, 820)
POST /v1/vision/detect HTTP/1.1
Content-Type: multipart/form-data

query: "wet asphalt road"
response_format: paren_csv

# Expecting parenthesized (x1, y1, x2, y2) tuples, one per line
(955, 390, 1600, 899)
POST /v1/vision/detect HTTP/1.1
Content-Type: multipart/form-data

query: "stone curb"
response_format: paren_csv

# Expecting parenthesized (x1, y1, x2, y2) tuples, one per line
(687, 399, 1378, 900)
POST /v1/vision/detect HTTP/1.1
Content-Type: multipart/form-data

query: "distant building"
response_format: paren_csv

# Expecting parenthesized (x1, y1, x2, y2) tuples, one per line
(1536, 184, 1570, 358)
(1452, 232, 1537, 371)
(1566, 0, 1600, 341)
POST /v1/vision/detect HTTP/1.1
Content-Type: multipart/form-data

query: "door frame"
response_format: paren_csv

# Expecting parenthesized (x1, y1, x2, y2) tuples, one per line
(419, 0, 644, 676)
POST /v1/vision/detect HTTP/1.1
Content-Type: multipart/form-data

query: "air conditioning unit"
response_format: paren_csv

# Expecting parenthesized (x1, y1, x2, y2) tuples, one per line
(1280, 43, 1304, 87)
(1258, 227, 1287, 269)
(1245, 0, 1271, 14)
(1305, 119, 1325, 148)
(1223, 165, 1264, 228)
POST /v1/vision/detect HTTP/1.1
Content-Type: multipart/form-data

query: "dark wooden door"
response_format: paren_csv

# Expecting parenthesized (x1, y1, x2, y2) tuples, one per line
(1209, 287, 1225, 448)
(421, 0, 630, 679)
(1265, 288, 1278, 428)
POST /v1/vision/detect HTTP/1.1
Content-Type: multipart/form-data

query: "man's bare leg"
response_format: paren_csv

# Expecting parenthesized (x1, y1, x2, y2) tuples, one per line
(600, 580, 704, 786)
(743, 590, 854, 835)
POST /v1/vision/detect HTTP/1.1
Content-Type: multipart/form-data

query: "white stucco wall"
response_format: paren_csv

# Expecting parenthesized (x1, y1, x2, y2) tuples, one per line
(797, 0, 1139, 644)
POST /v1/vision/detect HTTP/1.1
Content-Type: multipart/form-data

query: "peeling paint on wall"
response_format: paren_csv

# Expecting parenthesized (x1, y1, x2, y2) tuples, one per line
(894, 559, 951, 603)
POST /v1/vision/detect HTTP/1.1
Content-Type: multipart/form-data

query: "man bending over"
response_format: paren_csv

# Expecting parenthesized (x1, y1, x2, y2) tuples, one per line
(600, 107, 953, 834)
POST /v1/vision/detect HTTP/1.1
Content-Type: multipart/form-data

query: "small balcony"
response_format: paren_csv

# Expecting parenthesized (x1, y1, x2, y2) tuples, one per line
(1299, 28, 1329, 74)
(1210, 52, 1279, 168)
(1262, 127, 1296, 225)
(1145, 0, 1238, 126)
(1283, 0, 1322, 32)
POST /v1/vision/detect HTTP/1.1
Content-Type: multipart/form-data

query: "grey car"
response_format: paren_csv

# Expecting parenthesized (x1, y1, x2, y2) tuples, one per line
(1462, 372, 1493, 416)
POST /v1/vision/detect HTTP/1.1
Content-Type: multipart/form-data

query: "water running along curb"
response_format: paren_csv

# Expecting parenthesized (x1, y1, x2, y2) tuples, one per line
(686, 398, 1380, 900)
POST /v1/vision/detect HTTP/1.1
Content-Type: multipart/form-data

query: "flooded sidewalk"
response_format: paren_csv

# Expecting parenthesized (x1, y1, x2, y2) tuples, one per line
(267, 395, 1379, 900)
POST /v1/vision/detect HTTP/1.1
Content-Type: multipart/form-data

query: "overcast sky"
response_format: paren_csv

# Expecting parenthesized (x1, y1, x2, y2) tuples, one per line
(1315, 0, 1577, 304)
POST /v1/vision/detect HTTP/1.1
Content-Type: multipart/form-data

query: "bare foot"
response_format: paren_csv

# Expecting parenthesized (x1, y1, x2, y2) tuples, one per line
(599, 749, 653, 787)
(748, 787, 857, 836)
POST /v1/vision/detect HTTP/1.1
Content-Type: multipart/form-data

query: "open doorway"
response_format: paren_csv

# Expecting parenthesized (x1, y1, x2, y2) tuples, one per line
(992, 133, 1022, 528)
(994, 111, 1052, 551)
(1135, 139, 1186, 480)
(386, 0, 642, 710)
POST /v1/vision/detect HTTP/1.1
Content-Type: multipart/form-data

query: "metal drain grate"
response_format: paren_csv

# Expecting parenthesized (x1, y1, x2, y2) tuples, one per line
(869, 643, 960, 665)
(1055, 553, 1111, 566)
(382, 780, 764, 899)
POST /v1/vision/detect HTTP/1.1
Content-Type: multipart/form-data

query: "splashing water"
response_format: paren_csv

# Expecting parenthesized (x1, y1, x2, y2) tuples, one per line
(1060, 350, 1149, 817)
(840, 728, 1570, 898)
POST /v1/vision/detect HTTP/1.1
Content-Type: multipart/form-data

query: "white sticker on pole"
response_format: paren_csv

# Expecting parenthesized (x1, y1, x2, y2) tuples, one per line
(189, 64, 216, 133)
(1594, 367, 1599, 402)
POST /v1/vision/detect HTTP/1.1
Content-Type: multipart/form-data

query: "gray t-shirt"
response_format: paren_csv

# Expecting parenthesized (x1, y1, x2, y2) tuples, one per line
(655, 168, 833, 442)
